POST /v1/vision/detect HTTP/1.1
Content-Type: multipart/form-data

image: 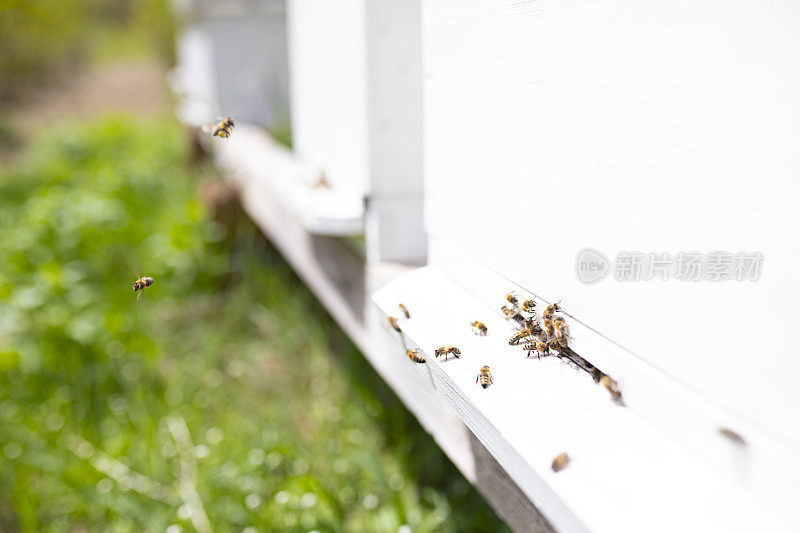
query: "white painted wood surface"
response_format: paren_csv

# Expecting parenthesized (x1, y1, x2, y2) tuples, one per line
(173, 0, 290, 128)
(422, 0, 800, 456)
(287, 0, 369, 196)
(288, 0, 426, 263)
(364, 0, 426, 264)
(373, 266, 794, 532)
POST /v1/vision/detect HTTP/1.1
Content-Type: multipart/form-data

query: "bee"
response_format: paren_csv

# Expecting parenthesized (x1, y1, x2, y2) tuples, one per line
(131, 276, 154, 301)
(501, 305, 526, 326)
(542, 302, 562, 320)
(398, 303, 411, 319)
(406, 349, 426, 364)
(476, 365, 494, 388)
(470, 320, 488, 336)
(599, 375, 622, 402)
(553, 318, 570, 349)
(508, 329, 530, 346)
(505, 292, 519, 307)
(521, 300, 537, 313)
(544, 321, 556, 341)
(210, 117, 235, 138)
(551, 452, 570, 472)
(524, 317, 542, 335)
(388, 316, 401, 332)
(523, 342, 549, 358)
(434, 346, 461, 360)
(554, 329, 569, 349)
(311, 172, 331, 189)
(547, 338, 563, 353)
(719, 428, 746, 446)
(536, 330, 549, 346)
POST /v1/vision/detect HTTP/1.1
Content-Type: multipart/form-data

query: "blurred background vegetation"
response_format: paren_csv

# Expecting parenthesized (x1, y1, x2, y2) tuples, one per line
(0, 1, 507, 531)
(0, 0, 174, 101)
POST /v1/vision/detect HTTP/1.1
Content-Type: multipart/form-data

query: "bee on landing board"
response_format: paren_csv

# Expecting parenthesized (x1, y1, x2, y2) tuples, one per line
(599, 375, 622, 403)
(523, 341, 550, 359)
(131, 276, 154, 301)
(719, 428, 746, 446)
(388, 316, 401, 332)
(210, 117, 235, 138)
(551, 452, 570, 472)
(471, 320, 488, 336)
(508, 328, 531, 346)
(505, 292, 519, 307)
(501, 305, 526, 326)
(311, 172, 331, 189)
(406, 349, 426, 364)
(476, 365, 493, 388)
(521, 299, 536, 313)
(398, 303, 411, 319)
(434, 346, 461, 360)
(542, 302, 562, 321)
(553, 317, 570, 349)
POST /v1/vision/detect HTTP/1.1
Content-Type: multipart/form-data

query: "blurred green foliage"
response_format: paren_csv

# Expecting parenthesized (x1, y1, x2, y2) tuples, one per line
(0, 0, 175, 100)
(0, 116, 507, 531)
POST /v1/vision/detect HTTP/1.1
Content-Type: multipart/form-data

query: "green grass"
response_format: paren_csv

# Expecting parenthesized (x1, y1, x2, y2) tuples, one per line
(0, 115, 507, 532)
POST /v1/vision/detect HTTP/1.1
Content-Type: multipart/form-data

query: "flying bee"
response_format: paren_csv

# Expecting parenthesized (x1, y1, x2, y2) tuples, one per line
(388, 316, 401, 332)
(470, 321, 488, 336)
(521, 300, 536, 313)
(551, 452, 570, 472)
(599, 375, 622, 402)
(131, 276, 154, 301)
(398, 303, 411, 319)
(505, 292, 519, 307)
(208, 117, 235, 138)
(434, 346, 461, 360)
(476, 365, 494, 388)
(406, 349, 426, 364)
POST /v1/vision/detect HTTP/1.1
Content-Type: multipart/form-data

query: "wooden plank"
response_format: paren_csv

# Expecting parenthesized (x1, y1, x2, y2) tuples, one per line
(372, 265, 794, 532)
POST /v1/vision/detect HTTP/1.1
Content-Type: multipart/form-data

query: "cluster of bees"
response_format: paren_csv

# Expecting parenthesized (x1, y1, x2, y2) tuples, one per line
(388, 304, 493, 389)
(387, 297, 575, 471)
(501, 292, 569, 359)
(500, 292, 622, 403)
(127, 118, 236, 299)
